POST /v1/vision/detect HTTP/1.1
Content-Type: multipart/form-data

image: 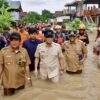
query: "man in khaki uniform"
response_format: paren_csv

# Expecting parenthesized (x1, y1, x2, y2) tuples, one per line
(34, 31, 64, 82)
(62, 31, 87, 73)
(0, 32, 32, 96)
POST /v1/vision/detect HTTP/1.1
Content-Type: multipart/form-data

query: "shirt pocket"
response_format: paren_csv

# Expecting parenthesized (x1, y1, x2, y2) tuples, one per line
(17, 55, 26, 68)
(4, 56, 13, 65)
(40, 51, 47, 59)
(50, 51, 58, 57)
(64, 46, 73, 54)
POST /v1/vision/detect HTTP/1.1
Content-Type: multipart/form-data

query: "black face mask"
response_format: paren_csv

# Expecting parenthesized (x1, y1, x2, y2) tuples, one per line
(46, 36, 53, 38)
(79, 32, 84, 35)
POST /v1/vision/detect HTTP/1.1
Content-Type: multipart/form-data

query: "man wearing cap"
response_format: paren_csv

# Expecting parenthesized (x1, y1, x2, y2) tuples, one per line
(23, 28, 42, 71)
(62, 31, 87, 74)
(78, 24, 89, 46)
(42, 23, 54, 36)
(34, 31, 64, 82)
(54, 25, 66, 45)
(0, 32, 32, 96)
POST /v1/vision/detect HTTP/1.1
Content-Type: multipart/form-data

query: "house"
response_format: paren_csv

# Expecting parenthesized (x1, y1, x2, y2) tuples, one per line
(8, 1, 22, 21)
(53, 11, 64, 18)
(65, 0, 100, 25)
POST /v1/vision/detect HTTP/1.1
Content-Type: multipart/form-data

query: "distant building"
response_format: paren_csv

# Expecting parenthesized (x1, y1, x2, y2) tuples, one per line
(53, 11, 64, 18)
(20, 12, 27, 18)
(8, 1, 22, 21)
(65, 0, 100, 26)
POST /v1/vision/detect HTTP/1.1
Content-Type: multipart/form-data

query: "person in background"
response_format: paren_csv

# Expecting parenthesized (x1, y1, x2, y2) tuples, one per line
(0, 33, 6, 50)
(93, 27, 100, 56)
(96, 27, 100, 40)
(35, 28, 44, 42)
(78, 24, 89, 46)
(0, 32, 32, 96)
(19, 26, 29, 46)
(23, 28, 42, 71)
(53, 25, 66, 45)
(3, 27, 10, 46)
(42, 23, 54, 36)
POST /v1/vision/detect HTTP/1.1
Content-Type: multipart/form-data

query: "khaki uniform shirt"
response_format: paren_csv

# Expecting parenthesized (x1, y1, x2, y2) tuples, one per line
(35, 42, 63, 78)
(0, 46, 31, 88)
(62, 40, 86, 72)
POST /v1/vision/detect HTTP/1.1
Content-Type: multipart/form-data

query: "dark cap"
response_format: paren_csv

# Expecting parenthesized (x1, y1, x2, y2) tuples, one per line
(68, 31, 76, 37)
(10, 32, 21, 41)
(28, 28, 37, 34)
(44, 30, 53, 38)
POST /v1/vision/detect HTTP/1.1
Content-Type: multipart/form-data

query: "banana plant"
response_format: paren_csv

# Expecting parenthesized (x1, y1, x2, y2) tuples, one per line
(0, 5, 14, 32)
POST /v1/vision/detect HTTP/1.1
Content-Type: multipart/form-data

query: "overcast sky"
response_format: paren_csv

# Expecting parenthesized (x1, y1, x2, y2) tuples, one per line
(12, 0, 74, 14)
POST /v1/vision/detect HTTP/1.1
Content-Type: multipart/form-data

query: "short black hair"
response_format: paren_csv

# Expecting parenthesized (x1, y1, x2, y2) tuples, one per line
(10, 32, 21, 41)
(3, 27, 10, 31)
(44, 30, 53, 38)
(28, 28, 37, 34)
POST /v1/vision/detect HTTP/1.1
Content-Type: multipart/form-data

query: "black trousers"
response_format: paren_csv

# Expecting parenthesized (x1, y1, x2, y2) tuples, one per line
(4, 85, 25, 96)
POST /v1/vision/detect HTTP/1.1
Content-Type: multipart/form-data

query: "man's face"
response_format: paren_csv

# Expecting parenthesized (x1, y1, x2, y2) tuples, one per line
(20, 27, 24, 32)
(45, 37, 53, 45)
(4, 30, 9, 33)
(55, 28, 62, 33)
(29, 33, 36, 41)
(79, 29, 85, 34)
(46, 25, 51, 30)
(10, 39, 20, 49)
(69, 36, 76, 42)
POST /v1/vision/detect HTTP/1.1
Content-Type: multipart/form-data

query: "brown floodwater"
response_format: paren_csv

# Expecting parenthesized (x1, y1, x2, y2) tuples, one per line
(0, 31, 100, 100)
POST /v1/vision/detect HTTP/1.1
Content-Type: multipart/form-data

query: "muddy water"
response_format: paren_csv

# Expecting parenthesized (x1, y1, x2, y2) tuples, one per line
(0, 31, 100, 100)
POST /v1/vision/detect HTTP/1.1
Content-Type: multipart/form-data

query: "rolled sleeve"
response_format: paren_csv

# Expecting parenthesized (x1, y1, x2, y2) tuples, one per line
(58, 45, 63, 58)
(35, 45, 40, 58)
(0, 50, 4, 65)
(25, 49, 31, 66)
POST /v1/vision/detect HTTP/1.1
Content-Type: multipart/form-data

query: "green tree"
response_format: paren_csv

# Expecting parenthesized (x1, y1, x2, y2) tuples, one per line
(41, 9, 53, 22)
(0, 5, 14, 32)
(21, 11, 41, 24)
(0, 0, 9, 8)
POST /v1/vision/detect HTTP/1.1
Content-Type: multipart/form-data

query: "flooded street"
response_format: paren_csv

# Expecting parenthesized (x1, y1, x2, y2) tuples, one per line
(0, 32, 100, 100)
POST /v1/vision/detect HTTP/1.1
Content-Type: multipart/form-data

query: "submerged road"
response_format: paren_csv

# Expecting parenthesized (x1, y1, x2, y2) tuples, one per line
(0, 31, 100, 100)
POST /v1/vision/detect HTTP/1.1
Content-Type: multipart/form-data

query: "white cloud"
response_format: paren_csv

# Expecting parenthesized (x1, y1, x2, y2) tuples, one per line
(12, 0, 74, 14)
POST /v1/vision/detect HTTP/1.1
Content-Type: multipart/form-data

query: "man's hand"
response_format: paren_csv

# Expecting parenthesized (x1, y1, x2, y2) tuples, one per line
(27, 78, 32, 87)
(0, 79, 3, 90)
(79, 59, 84, 65)
(34, 70, 39, 77)
(60, 69, 64, 75)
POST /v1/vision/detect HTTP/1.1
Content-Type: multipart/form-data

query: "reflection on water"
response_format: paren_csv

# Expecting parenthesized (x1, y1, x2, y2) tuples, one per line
(0, 32, 100, 100)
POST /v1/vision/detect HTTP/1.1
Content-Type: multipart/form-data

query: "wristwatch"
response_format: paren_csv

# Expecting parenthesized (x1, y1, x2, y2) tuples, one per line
(27, 77, 31, 80)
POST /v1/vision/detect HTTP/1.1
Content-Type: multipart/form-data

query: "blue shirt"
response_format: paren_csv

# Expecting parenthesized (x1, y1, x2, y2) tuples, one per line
(23, 39, 42, 59)
(0, 39, 6, 50)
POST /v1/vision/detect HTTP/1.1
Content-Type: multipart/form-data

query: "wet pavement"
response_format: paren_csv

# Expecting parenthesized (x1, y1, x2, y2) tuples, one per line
(0, 31, 100, 100)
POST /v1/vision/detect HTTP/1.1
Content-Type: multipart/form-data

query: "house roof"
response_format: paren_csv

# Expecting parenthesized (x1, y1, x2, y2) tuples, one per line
(65, 2, 78, 7)
(84, 0, 100, 4)
(65, 0, 100, 7)
(9, 1, 22, 11)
